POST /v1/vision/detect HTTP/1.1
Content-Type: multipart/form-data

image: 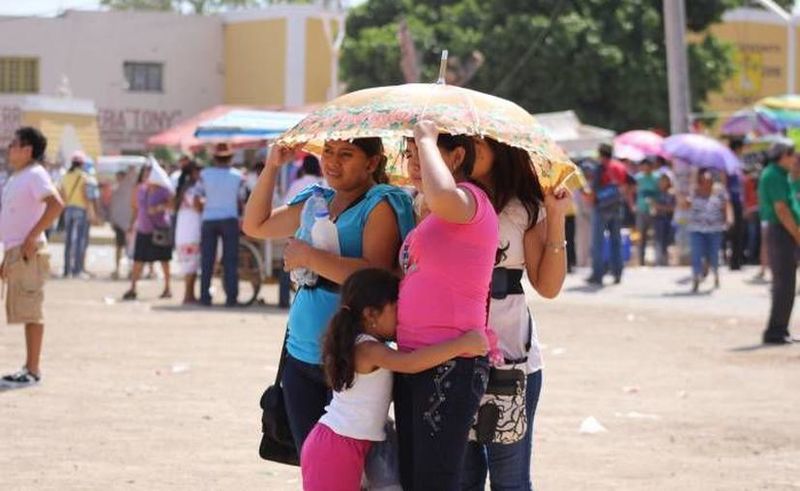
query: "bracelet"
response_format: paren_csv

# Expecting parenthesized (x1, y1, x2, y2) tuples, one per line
(545, 240, 567, 253)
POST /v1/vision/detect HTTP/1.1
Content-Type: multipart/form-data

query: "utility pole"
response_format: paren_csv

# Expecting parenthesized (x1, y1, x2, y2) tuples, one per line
(663, 0, 691, 134)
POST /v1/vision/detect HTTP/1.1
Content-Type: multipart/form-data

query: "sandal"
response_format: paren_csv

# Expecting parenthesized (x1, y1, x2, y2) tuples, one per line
(122, 290, 137, 301)
(159, 290, 173, 299)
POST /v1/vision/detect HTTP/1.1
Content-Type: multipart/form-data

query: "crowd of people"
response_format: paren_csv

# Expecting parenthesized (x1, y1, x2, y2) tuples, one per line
(0, 121, 797, 490)
(569, 138, 793, 296)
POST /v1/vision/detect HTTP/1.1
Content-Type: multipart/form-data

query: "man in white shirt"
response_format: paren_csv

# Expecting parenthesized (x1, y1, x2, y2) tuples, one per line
(0, 127, 64, 389)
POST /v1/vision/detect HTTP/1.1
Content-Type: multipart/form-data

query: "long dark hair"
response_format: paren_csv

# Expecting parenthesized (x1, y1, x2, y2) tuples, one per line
(484, 138, 544, 229)
(351, 137, 389, 184)
(175, 161, 199, 212)
(438, 133, 476, 179)
(322, 268, 399, 392)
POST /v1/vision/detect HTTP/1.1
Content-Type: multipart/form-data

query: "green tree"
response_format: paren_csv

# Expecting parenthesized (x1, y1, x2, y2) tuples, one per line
(341, 0, 784, 131)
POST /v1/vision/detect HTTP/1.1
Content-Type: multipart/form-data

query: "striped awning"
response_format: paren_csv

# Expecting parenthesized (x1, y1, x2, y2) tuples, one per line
(194, 110, 306, 140)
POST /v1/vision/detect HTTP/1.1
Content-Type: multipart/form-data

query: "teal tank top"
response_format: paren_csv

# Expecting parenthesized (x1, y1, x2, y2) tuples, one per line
(286, 184, 415, 364)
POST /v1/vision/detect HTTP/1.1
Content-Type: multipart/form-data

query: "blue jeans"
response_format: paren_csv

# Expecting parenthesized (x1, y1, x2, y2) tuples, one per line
(281, 354, 331, 455)
(653, 216, 673, 266)
(63, 206, 89, 277)
(590, 211, 623, 280)
(395, 356, 490, 491)
(689, 231, 723, 277)
(200, 218, 239, 305)
(461, 370, 543, 491)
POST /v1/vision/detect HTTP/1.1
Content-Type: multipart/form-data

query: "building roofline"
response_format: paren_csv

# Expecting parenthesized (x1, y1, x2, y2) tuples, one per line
(723, 7, 792, 26)
(20, 96, 97, 116)
(222, 5, 343, 23)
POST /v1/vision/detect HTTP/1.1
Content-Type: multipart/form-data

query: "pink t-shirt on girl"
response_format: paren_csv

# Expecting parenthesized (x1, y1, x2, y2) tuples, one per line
(397, 182, 499, 351)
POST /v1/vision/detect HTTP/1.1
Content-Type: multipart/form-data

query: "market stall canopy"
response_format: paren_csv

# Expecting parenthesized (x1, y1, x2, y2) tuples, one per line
(147, 105, 317, 152)
(146, 105, 234, 151)
(533, 110, 615, 157)
(194, 110, 307, 140)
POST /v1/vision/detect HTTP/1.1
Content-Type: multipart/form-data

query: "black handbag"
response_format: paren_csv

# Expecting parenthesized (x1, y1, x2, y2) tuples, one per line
(259, 331, 299, 466)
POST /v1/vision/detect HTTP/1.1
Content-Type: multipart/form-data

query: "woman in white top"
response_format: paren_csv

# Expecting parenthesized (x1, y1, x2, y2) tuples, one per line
(285, 155, 324, 203)
(461, 138, 571, 491)
(301, 268, 488, 491)
(687, 169, 730, 292)
(174, 162, 202, 304)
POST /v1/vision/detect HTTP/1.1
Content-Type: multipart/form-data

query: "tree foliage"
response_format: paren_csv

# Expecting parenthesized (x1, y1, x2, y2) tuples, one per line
(341, 0, 787, 131)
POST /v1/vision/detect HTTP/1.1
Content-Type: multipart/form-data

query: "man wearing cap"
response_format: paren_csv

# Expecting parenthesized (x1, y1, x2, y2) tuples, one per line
(0, 127, 64, 389)
(197, 142, 244, 307)
(758, 140, 800, 345)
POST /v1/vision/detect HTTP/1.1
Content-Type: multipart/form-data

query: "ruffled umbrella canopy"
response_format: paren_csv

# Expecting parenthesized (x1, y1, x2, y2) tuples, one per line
(276, 81, 580, 191)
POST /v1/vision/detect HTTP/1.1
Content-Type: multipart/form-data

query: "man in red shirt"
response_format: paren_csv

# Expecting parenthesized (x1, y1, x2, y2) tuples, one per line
(586, 143, 630, 286)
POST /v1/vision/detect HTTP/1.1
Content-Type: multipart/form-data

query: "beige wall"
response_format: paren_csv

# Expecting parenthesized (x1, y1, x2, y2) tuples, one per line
(706, 20, 791, 112)
(224, 19, 286, 106)
(304, 18, 334, 104)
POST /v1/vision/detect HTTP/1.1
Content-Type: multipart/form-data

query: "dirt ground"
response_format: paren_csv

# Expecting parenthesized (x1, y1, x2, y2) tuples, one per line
(1, 244, 799, 490)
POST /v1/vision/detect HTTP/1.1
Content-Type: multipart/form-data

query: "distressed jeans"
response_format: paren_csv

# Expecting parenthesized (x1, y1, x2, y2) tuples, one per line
(394, 356, 489, 491)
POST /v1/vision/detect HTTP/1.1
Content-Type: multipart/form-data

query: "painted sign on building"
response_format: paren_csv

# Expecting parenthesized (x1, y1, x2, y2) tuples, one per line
(98, 107, 183, 152)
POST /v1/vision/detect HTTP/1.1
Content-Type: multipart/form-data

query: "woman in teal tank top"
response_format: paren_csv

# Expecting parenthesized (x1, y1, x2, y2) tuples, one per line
(243, 138, 415, 453)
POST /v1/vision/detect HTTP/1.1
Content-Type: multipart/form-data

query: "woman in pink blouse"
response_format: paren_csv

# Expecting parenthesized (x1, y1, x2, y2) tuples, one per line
(394, 121, 499, 490)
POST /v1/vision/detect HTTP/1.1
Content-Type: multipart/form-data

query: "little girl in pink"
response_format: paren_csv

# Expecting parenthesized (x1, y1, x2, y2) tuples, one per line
(300, 268, 488, 491)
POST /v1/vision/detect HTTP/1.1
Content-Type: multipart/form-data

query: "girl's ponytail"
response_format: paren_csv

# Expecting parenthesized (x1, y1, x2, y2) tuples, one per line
(321, 268, 400, 392)
(323, 306, 362, 392)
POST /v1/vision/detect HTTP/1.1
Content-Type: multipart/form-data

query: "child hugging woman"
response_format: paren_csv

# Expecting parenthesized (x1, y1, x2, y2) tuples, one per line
(301, 268, 489, 491)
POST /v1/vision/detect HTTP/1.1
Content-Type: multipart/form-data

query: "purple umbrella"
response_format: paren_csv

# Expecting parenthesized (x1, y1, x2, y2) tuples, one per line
(663, 133, 741, 174)
(721, 108, 781, 135)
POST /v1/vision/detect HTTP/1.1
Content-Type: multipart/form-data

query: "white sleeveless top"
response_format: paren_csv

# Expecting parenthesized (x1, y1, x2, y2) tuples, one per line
(491, 199, 545, 374)
(319, 334, 393, 441)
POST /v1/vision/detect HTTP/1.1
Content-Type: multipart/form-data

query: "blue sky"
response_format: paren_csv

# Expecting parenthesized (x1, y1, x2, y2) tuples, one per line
(0, 0, 365, 16)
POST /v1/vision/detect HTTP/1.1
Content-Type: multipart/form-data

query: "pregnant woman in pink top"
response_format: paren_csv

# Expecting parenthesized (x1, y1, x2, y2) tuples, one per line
(394, 121, 499, 490)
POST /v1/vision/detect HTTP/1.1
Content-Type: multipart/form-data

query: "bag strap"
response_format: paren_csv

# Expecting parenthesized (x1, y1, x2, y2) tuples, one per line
(275, 328, 290, 386)
(65, 172, 83, 204)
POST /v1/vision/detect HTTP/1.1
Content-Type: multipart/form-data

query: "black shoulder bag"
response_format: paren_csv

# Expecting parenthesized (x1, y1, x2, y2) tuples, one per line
(258, 329, 299, 466)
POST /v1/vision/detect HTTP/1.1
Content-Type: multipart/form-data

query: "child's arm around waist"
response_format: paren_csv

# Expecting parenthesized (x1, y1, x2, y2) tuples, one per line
(355, 331, 488, 374)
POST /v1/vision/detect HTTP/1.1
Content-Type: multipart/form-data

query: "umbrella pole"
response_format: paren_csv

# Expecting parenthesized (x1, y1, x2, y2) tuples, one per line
(436, 50, 448, 85)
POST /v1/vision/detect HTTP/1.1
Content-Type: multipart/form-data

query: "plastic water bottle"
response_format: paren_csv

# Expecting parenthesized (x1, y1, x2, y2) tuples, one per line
(310, 207, 340, 257)
(290, 189, 327, 287)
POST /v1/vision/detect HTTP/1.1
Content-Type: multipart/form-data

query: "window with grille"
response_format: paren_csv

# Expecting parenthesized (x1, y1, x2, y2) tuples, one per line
(0, 57, 39, 93)
(124, 62, 163, 92)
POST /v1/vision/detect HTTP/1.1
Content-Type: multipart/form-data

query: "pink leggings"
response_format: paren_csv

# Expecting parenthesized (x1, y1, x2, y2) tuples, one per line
(301, 423, 373, 491)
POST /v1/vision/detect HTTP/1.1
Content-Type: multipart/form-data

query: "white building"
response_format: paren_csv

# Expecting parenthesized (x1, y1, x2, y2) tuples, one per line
(0, 6, 343, 160)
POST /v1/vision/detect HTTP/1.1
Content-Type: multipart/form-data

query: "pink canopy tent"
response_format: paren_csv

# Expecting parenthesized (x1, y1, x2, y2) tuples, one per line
(146, 105, 236, 152)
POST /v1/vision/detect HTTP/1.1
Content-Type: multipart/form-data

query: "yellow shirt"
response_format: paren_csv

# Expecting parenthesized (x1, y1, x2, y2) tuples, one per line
(61, 171, 88, 208)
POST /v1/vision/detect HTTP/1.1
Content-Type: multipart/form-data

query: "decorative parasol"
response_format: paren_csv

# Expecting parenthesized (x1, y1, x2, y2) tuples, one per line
(276, 52, 579, 191)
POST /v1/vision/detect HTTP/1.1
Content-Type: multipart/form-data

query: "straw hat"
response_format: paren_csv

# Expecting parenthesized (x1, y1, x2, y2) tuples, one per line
(212, 142, 234, 158)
